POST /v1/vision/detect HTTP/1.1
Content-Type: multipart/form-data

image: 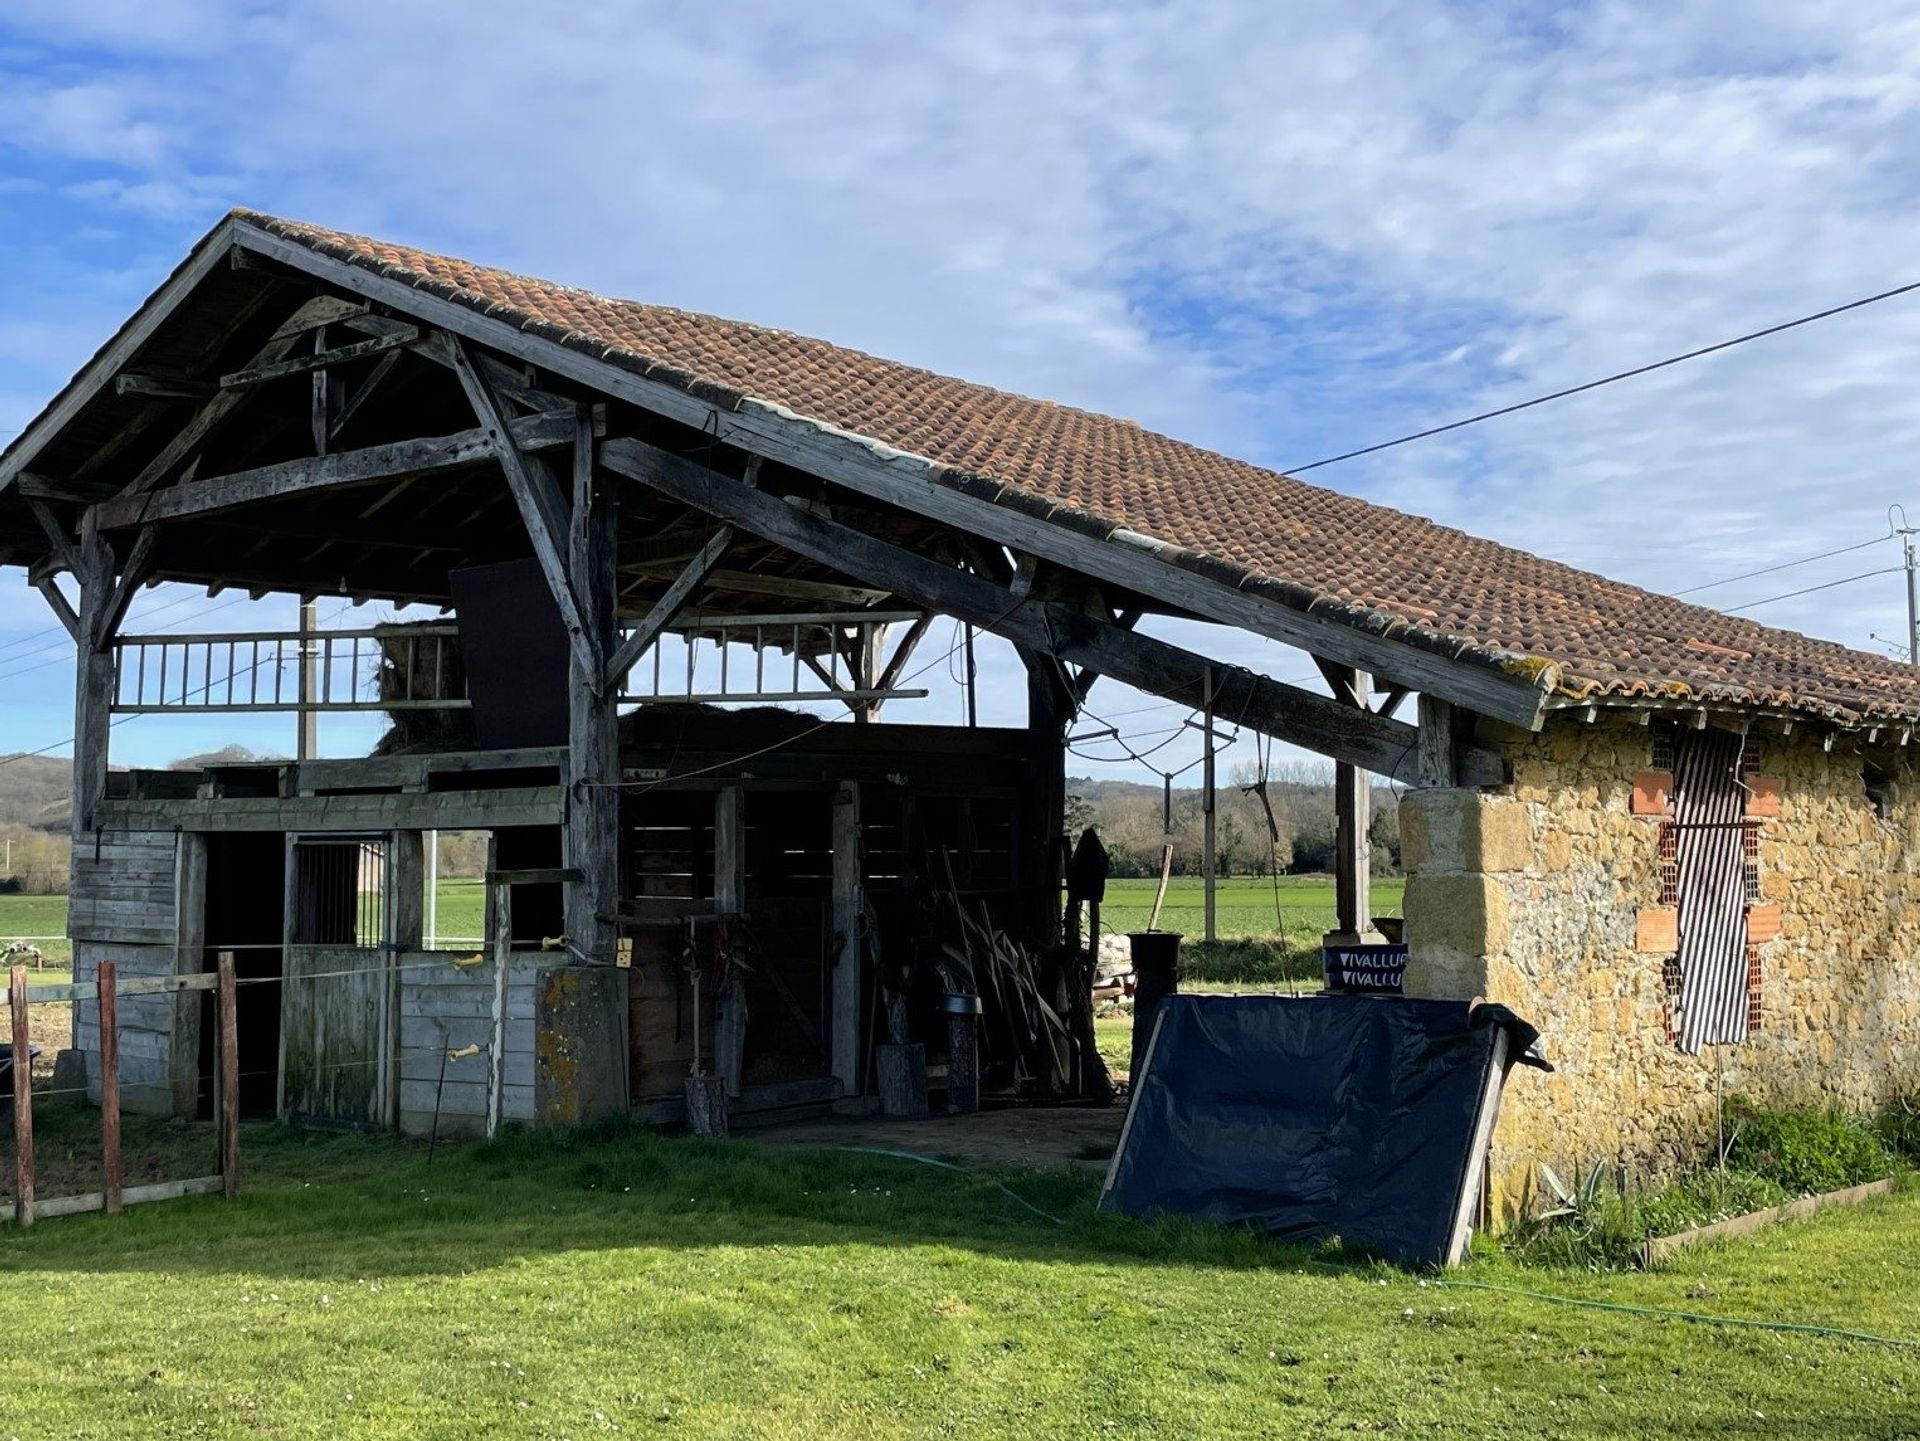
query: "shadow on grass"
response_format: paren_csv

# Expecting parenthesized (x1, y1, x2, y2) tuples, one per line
(0, 1115, 1355, 1285)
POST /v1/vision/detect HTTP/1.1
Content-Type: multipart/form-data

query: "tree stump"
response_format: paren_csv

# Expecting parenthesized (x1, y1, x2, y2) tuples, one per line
(877, 1043, 928, 1117)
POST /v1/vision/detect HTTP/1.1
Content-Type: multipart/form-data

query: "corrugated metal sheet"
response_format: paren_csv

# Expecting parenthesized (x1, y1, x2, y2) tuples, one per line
(1673, 726, 1751, 1052)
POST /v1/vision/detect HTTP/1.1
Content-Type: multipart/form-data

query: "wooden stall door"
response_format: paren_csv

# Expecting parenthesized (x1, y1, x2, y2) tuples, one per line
(281, 945, 387, 1127)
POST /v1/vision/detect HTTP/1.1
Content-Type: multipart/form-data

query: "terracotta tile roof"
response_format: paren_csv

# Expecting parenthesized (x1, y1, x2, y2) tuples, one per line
(237, 211, 1920, 725)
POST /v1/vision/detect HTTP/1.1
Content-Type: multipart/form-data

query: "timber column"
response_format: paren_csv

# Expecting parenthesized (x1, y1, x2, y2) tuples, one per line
(70, 513, 117, 840)
(541, 409, 629, 1127)
(1020, 649, 1070, 952)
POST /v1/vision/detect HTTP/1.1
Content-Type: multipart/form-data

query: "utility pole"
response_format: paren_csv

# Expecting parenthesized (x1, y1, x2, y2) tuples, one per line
(297, 597, 319, 760)
(1905, 529, 1918, 665)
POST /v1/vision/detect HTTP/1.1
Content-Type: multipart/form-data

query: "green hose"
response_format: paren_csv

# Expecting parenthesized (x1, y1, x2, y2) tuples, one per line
(827, 1145, 1067, 1226)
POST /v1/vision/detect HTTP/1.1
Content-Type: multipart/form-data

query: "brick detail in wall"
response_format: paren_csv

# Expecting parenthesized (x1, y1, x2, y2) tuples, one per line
(1745, 774, 1783, 818)
(1747, 903, 1782, 943)
(1631, 769, 1674, 816)
(1635, 906, 1678, 953)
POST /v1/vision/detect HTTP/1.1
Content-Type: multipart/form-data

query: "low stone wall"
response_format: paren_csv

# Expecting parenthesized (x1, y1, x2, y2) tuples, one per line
(1403, 713, 1920, 1221)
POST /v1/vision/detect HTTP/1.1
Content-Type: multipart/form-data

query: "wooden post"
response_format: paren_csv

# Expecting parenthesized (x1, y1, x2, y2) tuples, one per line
(9, 964, 33, 1227)
(947, 1005, 980, 1115)
(1203, 667, 1217, 943)
(217, 951, 239, 1200)
(1020, 649, 1069, 951)
(487, 882, 511, 1139)
(70, 515, 116, 842)
(296, 598, 319, 760)
(566, 409, 621, 965)
(384, 831, 424, 1131)
(1416, 694, 1459, 788)
(99, 960, 122, 1215)
(830, 783, 863, 1095)
(1324, 666, 1372, 939)
(713, 785, 747, 1098)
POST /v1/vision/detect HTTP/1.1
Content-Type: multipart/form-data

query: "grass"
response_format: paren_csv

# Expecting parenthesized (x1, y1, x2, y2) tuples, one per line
(1, 1116, 1915, 1437)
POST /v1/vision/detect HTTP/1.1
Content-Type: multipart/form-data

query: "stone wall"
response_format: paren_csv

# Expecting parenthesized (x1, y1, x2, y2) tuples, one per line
(1402, 713, 1920, 1221)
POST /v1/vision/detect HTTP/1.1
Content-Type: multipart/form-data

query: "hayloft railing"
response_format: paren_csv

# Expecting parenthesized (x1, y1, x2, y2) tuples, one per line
(617, 610, 931, 706)
(110, 625, 468, 714)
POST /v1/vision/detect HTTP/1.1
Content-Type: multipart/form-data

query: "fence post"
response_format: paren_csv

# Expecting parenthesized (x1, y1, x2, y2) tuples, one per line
(217, 951, 239, 1200)
(9, 963, 33, 1227)
(99, 960, 121, 1215)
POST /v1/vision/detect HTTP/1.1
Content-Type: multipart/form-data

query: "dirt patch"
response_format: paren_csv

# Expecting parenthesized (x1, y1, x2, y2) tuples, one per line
(2, 1110, 222, 1205)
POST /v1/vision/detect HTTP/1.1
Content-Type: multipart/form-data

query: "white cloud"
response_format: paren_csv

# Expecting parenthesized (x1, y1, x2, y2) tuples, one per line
(7, 2, 1920, 774)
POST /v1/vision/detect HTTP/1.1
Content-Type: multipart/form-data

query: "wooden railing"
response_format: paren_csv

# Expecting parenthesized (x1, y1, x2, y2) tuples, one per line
(110, 625, 468, 714)
(618, 610, 930, 705)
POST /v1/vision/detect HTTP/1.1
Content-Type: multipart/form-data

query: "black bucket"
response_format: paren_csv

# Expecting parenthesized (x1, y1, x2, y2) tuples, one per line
(1126, 932, 1182, 1083)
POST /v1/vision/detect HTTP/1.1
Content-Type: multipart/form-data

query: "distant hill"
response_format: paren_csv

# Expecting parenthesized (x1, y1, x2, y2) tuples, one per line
(0, 753, 73, 832)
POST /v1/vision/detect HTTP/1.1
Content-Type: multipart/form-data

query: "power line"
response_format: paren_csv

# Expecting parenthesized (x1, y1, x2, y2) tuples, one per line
(1288, 278, 1920, 473)
(1671, 530, 1895, 597)
(1720, 566, 1904, 613)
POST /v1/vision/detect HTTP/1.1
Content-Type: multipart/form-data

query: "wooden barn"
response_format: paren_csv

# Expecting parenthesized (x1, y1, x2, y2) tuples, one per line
(4, 211, 1918, 1200)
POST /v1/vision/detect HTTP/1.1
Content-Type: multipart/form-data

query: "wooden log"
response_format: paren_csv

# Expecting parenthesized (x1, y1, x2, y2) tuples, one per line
(876, 1043, 928, 1118)
(9, 965, 32, 1227)
(946, 1010, 980, 1115)
(683, 1073, 729, 1137)
(217, 951, 239, 1200)
(98, 960, 122, 1215)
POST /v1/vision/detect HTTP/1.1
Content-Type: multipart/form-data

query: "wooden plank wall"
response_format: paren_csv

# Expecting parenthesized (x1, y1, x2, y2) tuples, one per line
(396, 951, 557, 1136)
(71, 941, 180, 1114)
(281, 944, 386, 1127)
(68, 830, 177, 947)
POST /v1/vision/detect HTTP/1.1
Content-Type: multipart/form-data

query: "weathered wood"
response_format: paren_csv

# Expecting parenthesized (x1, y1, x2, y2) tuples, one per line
(116, 293, 374, 500)
(8, 1174, 224, 1224)
(70, 517, 116, 839)
(217, 952, 239, 1198)
(24, 497, 81, 574)
(115, 372, 217, 401)
(487, 885, 510, 1139)
(600, 438, 1508, 786)
(32, 576, 80, 642)
(327, 346, 406, 445)
(219, 326, 420, 388)
(947, 1011, 980, 1115)
(683, 1073, 728, 1136)
(1326, 666, 1372, 937)
(97, 960, 122, 1214)
(567, 411, 622, 969)
(606, 524, 734, 688)
(1638, 1177, 1898, 1266)
(96, 411, 576, 530)
(235, 221, 1553, 727)
(1416, 694, 1459, 788)
(713, 786, 747, 1099)
(9, 965, 33, 1227)
(877, 1043, 928, 1118)
(447, 335, 597, 674)
(98, 786, 565, 835)
(829, 783, 864, 1094)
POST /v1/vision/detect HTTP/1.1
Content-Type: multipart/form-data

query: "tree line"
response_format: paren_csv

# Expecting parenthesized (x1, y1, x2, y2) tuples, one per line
(1066, 762, 1402, 879)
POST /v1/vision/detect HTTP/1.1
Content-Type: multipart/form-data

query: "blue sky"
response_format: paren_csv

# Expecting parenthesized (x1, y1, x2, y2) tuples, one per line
(5, 2, 1920, 783)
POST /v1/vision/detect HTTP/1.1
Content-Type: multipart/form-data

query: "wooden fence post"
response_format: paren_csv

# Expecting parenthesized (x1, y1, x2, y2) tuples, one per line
(99, 960, 122, 1216)
(9, 964, 33, 1227)
(217, 951, 239, 1200)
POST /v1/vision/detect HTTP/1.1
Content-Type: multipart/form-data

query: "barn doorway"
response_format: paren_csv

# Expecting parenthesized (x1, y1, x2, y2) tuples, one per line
(198, 831, 285, 1120)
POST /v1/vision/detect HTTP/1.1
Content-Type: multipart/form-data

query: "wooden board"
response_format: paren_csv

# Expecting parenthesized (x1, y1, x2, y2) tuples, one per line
(280, 944, 386, 1127)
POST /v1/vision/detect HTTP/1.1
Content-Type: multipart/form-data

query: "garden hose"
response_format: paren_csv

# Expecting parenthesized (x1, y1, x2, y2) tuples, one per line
(826, 1146, 1067, 1227)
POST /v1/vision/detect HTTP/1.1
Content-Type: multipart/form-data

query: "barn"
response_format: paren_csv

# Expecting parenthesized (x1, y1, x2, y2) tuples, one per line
(3, 210, 1917, 1217)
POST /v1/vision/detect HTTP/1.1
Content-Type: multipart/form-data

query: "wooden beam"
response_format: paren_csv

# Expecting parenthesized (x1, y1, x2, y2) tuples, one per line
(234, 219, 1552, 728)
(23, 497, 79, 574)
(1416, 694, 1459, 787)
(830, 782, 862, 1093)
(446, 336, 597, 674)
(606, 527, 736, 689)
(15, 473, 117, 504)
(32, 576, 79, 642)
(714, 784, 747, 1098)
(1324, 665, 1371, 939)
(565, 409, 621, 967)
(115, 293, 379, 500)
(600, 438, 1506, 785)
(115, 372, 216, 401)
(219, 326, 420, 389)
(94, 411, 575, 529)
(97, 526, 160, 645)
(327, 347, 406, 445)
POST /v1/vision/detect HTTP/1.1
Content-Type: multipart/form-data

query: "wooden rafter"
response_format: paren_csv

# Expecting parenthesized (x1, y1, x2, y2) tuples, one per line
(445, 336, 597, 674)
(599, 437, 1506, 785)
(605, 525, 735, 690)
(94, 410, 578, 529)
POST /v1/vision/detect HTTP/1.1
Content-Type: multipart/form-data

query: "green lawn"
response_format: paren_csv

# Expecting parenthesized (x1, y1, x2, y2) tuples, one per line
(0, 1118, 1914, 1437)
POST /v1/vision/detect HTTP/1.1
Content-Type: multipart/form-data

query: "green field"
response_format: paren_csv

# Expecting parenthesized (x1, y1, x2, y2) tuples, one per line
(3, 874, 1399, 959)
(1, 1117, 1914, 1437)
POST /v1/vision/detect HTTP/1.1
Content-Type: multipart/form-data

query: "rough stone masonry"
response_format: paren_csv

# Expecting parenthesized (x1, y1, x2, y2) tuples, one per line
(1401, 712, 1920, 1222)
